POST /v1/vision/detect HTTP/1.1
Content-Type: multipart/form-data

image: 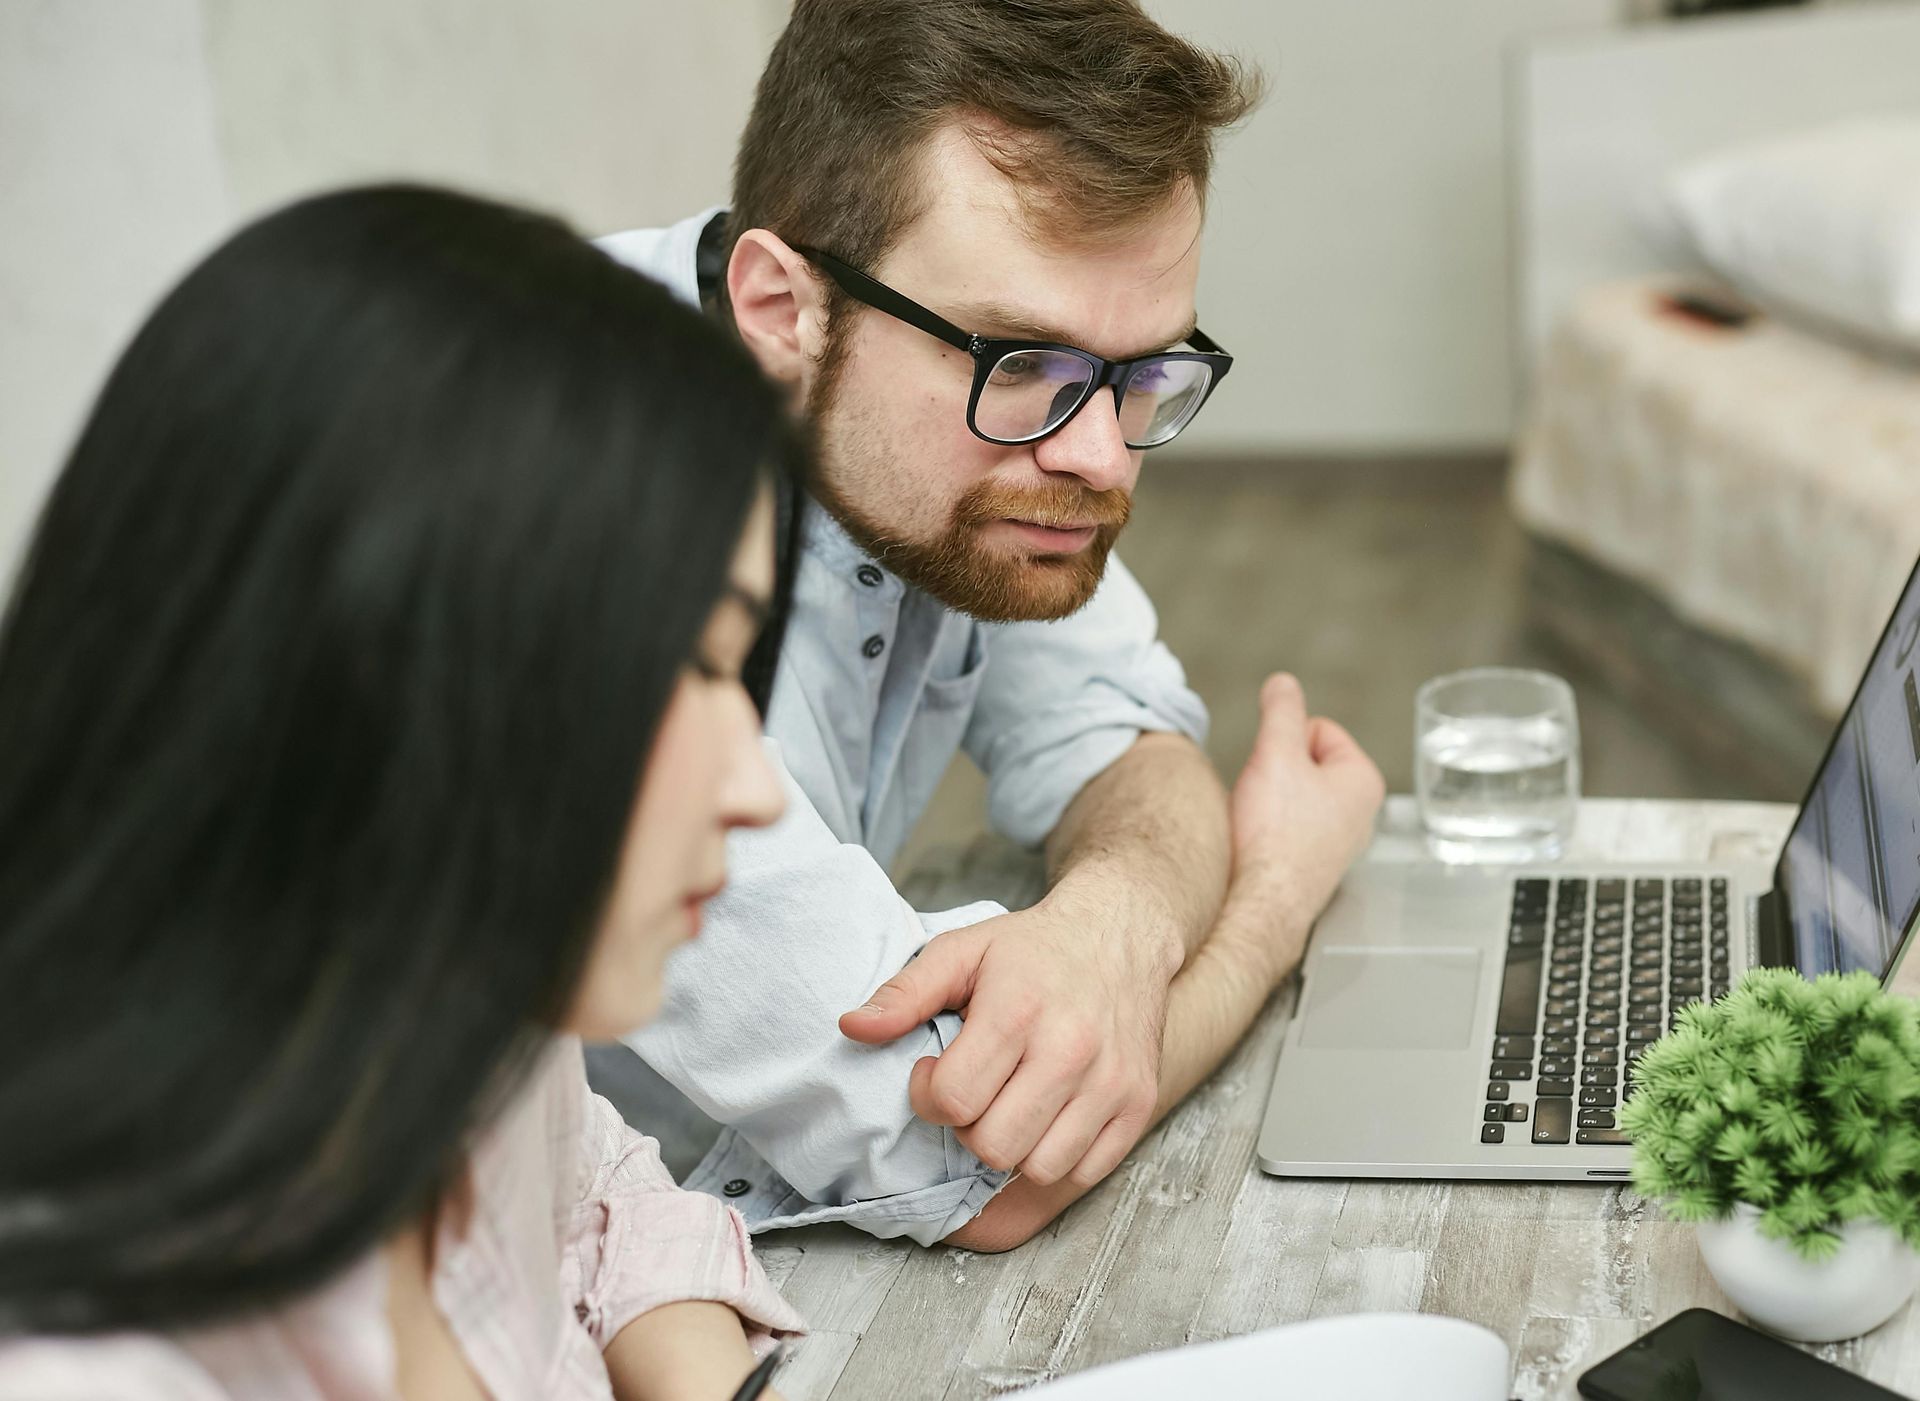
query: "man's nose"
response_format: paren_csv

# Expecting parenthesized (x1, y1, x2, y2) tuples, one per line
(1030, 385, 1138, 495)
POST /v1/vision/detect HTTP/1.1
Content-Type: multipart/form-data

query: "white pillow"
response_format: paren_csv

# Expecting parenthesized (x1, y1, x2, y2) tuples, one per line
(1666, 116, 1920, 354)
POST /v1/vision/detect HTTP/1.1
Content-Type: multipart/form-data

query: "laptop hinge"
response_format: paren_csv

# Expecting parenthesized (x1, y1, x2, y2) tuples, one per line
(1753, 888, 1791, 969)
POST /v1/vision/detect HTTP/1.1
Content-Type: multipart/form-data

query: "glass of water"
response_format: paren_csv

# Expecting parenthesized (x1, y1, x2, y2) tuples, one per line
(1415, 667, 1580, 863)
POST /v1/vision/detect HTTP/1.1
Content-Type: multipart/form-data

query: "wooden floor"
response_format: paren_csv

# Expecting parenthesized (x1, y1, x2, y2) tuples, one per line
(898, 458, 1806, 876)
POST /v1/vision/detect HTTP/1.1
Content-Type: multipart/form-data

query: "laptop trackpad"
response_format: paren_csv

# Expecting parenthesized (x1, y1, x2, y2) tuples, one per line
(1299, 949, 1482, 1051)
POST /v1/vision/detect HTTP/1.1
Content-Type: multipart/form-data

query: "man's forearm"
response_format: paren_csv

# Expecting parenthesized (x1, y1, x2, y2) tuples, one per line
(1042, 731, 1229, 964)
(945, 886, 1298, 1252)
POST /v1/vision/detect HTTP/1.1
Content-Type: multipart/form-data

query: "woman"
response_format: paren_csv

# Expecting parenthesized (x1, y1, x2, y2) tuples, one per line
(0, 185, 805, 1397)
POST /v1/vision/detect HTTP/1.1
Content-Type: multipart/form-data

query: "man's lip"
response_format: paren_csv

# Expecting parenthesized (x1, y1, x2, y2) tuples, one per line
(1006, 517, 1100, 532)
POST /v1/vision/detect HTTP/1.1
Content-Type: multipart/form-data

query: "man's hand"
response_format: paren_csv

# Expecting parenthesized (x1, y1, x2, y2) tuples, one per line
(840, 674, 1380, 1205)
(838, 891, 1172, 1188)
(1217, 672, 1384, 983)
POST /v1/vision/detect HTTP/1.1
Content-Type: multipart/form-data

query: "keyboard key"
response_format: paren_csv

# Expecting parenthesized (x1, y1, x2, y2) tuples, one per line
(1539, 1058, 1574, 1079)
(1577, 1129, 1630, 1146)
(1495, 943, 1544, 1035)
(1581, 1066, 1618, 1086)
(1532, 1097, 1572, 1144)
(1542, 1036, 1576, 1057)
(1481, 1123, 1505, 1144)
(1537, 1078, 1574, 1097)
(1505, 1103, 1529, 1123)
(1585, 1010, 1620, 1029)
(1578, 1109, 1616, 1128)
(1583, 1028, 1619, 1048)
(1486, 1081, 1509, 1101)
(1492, 1036, 1535, 1061)
(1490, 1060, 1533, 1080)
(1484, 1102, 1505, 1122)
(1579, 1087, 1617, 1108)
(1544, 1016, 1578, 1036)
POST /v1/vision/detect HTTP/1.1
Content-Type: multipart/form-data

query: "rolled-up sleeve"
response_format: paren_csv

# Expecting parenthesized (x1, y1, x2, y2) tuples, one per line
(563, 1079, 805, 1353)
(623, 747, 1012, 1246)
(965, 553, 1208, 848)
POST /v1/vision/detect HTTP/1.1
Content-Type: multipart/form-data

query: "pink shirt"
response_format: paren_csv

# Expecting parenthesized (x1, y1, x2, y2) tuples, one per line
(0, 1038, 804, 1398)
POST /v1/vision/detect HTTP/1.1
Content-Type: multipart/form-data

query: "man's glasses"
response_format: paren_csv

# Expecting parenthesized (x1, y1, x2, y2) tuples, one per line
(793, 246, 1232, 450)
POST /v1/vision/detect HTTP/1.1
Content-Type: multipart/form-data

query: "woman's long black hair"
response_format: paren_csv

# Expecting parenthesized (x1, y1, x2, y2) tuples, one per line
(0, 185, 802, 1334)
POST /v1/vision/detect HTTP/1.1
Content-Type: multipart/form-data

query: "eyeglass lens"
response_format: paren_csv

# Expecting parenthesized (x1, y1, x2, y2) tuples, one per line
(974, 349, 1213, 447)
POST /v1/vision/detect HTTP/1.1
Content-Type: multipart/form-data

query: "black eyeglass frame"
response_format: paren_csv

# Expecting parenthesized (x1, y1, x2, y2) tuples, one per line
(793, 244, 1233, 450)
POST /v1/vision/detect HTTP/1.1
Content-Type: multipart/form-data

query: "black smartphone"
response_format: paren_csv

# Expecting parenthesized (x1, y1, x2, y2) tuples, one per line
(1576, 1308, 1911, 1400)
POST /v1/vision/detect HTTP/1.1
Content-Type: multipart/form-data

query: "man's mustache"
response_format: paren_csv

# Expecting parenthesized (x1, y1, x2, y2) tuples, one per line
(956, 480, 1132, 533)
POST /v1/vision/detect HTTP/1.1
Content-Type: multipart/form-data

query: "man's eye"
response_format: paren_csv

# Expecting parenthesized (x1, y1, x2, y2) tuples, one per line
(991, 354, 1041, 384)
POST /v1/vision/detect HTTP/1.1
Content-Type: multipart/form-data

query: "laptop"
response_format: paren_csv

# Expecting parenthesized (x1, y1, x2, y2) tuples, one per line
(1257, 554, 1920, 1181)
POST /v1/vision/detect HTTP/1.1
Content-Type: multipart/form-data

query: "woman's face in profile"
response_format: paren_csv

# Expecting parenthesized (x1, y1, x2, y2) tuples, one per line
(567, 489, 786, 1039)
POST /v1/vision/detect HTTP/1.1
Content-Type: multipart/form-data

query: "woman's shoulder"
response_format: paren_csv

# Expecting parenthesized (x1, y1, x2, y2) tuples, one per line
(0, 1332, 230, 1398)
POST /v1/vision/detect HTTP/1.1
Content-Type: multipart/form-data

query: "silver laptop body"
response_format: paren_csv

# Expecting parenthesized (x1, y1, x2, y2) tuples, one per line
(1258, 557, 1920, 1183)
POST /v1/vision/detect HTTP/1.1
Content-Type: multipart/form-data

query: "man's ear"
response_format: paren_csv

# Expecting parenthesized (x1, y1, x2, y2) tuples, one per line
(728, 229, 828, 390)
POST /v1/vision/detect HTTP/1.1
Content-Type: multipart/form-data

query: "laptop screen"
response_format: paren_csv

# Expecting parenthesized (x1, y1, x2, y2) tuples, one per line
(1777, 558, 1920, 979)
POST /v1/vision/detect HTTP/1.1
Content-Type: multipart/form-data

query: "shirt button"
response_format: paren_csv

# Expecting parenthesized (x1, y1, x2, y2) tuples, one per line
(862, 634, 886, 660)
(722, 1178, 751, 1198)
(856, 564, 884, 588)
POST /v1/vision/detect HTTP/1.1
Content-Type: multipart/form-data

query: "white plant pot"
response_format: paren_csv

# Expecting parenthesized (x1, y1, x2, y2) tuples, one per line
(1695, 1203, 1920, 1343)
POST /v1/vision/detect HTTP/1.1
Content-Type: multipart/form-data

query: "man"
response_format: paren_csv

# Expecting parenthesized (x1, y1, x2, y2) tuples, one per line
(593, 0, 1383, 1250)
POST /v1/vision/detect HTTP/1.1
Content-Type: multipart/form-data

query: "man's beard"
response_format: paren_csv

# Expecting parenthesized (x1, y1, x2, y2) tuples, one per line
(806, 335, 1132, 623)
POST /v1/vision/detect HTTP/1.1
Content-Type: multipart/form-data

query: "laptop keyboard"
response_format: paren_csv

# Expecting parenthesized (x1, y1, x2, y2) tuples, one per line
(1478, 875, 1732, 1146)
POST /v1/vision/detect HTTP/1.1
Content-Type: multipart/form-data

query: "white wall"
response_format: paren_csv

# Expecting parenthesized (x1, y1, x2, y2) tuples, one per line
(1155, 0, 1621, 456)
(0, 0, 783, 589)
(0, 0, 231, 581)
(2, 0, 1633, 587)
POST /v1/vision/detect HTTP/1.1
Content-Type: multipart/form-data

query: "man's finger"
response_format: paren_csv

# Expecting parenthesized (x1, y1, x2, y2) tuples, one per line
(1016, 1092, 1117, 1187)
(910, 1005, 1031, 1127)
(838, 932, 984, 1044)
(954, 1054, 1083, 1172)
(1305, 714, 1364, 765)
(1250, 672, 1309, 758)
(1065, 1108, 1147, 1190)
(907, 1054, 939, 1118)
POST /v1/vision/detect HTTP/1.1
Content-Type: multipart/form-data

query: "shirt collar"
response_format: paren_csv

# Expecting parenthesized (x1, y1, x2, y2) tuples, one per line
(799, 495, 891, 582)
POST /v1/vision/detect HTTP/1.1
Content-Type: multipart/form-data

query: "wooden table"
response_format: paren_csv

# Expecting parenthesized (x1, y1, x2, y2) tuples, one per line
(759, 798, 1920, 1399)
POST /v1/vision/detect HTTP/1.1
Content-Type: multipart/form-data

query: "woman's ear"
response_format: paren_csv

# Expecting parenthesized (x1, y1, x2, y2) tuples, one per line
(727, 230, 829, 391)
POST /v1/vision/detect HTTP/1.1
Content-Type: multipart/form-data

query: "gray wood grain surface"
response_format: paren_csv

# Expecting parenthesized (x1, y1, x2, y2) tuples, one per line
(760, 798, 1920, 1399)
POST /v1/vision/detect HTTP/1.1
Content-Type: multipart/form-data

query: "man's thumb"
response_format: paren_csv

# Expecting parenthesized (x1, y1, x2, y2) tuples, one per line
(838, 935, 981, 1043)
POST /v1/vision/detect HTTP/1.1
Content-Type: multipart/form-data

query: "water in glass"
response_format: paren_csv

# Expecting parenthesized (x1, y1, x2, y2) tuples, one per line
(1416, 669, 1579, 862)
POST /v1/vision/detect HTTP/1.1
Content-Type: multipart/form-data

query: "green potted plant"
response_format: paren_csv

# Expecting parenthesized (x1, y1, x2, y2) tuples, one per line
(1621, 967, 1920, 1342)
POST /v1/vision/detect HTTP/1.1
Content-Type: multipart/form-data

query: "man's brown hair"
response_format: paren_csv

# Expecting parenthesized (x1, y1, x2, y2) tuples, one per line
(730, 0, 1261, 283)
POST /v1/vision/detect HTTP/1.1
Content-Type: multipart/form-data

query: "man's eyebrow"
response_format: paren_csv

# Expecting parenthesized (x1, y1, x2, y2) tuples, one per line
(949, 301, 1200, 360)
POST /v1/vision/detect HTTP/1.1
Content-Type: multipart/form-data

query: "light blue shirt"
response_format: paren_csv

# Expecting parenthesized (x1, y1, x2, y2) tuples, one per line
(596, 211, 1209, 1244)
